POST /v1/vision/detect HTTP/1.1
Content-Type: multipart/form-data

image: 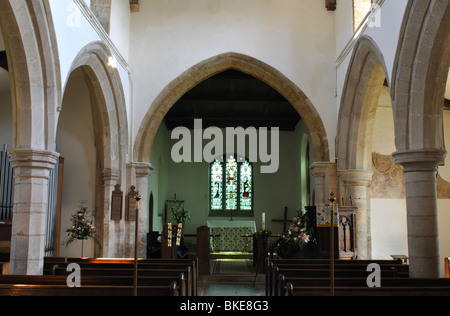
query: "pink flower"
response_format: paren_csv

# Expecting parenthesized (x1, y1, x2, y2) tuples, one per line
(299, 233, 310, 243)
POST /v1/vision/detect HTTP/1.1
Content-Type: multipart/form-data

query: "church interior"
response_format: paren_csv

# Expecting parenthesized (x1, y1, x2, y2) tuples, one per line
(0, 0, 449, 297)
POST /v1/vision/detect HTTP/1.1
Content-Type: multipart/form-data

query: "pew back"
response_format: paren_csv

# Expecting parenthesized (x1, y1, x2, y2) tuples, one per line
(445, 257, 449, 278)
(44, 257, 198, 296)
(0, 283, 179, 296)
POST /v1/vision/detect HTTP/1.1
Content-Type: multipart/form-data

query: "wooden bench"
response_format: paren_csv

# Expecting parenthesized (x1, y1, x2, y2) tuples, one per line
(0, 262, 8, 275)
(0, 222, 11, 272)
(272, 267, 404, 296)
(44, 257, 198, 296)
(284, 279, 450, 296)
(0, 274, 186, 296)
(445, 257, 449, 278)
(0, 283, 179, 296)
(266, 259, 409, 296)
(267, 258, 450, 296)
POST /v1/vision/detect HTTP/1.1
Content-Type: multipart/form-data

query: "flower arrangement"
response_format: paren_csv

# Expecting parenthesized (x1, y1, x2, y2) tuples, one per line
(280, 207, 315, 250)
(170, 202, 191, 224)
(64, 201, 98, 247)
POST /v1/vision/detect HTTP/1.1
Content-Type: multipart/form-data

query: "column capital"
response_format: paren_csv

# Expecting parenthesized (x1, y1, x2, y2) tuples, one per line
(393, 149, 447, 172)
(339, 169, 373, 186)
(9, 149, 59, 179)
(101, 169, 120, 185)
(132, 162, 154, 178)
(310, 162, 336, 176)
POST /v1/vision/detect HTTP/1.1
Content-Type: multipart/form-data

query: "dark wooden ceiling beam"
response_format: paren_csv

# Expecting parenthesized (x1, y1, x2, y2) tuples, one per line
(164, 117, 301, 132)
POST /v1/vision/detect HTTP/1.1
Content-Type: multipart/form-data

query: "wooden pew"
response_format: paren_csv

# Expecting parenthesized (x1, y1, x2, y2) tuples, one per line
(0, 221, 11, 274)
(273, 267, 403, 296)
(266, 259, 409, 296)
(0, 262, 8, 275)
(0, 283, 179, 296)
(44, 257, 198, 296)
(284, 279, 450, 296)
(0, 274, 186, 296)
(445, 257, 450, 278)
(267, 258, 450, 296)
(51, 267, 192, 295)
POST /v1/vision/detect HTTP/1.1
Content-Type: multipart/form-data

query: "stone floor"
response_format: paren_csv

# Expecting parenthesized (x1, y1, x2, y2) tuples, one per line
(201, 283, 265, 296)
(198, 257, 266, 296)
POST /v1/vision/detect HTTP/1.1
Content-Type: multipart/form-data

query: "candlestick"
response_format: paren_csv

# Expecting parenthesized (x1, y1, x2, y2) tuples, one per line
(134, 194, 141, 297)
(262, 212, 266, 230)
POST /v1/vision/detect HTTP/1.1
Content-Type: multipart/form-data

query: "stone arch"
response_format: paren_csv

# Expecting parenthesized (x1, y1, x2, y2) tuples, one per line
(337, 36, 390, 172)
(63, 41, 128, 175)
(336, 36, 391, 259)
(391, 0, 450, 152)
(61, 41, 129, 257)
(0, 0, 62, 275)
(0, 0, 61, 151)
(390, 0, 450, 278)
(133, 52, 330, 164)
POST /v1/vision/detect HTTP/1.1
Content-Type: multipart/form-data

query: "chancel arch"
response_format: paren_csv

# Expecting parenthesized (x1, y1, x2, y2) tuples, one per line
(133, 52, 330, 166)
(56, 41, 129, 259)
(137, 53, 328, 242)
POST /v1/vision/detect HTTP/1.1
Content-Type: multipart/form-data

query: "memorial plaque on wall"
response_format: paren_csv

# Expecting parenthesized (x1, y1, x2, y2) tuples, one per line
(126, 185, 138, 221)
(111, 184, 123, 221)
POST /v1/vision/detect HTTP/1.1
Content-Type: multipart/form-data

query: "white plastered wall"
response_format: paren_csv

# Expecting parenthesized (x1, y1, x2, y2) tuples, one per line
(129, 0, 337, 162)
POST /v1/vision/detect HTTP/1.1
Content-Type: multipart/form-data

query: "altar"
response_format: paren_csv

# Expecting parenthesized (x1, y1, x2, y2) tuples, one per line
(207, 220, 257, 253)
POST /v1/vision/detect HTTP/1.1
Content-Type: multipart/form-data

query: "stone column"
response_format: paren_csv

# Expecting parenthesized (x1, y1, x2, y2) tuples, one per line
(393, 149, 446, 278)
(310, 162, 338, 204)
(100, 169, 120, 258)
(339, 169, 373, 259)
(133, 162, 153, 258)
(9, 149, 59, 275)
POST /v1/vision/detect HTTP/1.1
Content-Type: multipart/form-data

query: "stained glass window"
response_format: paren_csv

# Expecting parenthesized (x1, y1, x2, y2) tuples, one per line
(210, 160, 223, 210)
(240, 161, 252, 211)
(210, 155, 253, 214)
(225, 156, 238, 210)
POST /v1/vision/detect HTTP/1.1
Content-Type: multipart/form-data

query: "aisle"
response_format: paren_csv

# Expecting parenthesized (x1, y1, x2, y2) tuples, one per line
(202, 283, 265, 296)
(198, 258, 266, 296)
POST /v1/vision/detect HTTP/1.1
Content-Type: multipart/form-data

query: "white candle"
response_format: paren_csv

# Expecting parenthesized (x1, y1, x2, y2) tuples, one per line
(262, 212, 266, 230)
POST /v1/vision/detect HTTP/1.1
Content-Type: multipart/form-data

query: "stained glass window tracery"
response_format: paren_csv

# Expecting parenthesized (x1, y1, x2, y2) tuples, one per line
(210, 155, 253, 214)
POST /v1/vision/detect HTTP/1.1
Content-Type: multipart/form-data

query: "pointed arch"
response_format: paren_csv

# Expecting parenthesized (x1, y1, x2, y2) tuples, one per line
(391, 0, 450, 152)
(0, 0, 61, 151)
(63, 41, 128, 175)
(337, 36, 390, 171)
(133, 52, 330, 164)
(61, 41, 129, 257)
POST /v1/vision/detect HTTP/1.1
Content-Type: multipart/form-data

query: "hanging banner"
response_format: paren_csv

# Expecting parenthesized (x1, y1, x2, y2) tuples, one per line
(316, 204, 339, 227)
(167, 223, 172, 247)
